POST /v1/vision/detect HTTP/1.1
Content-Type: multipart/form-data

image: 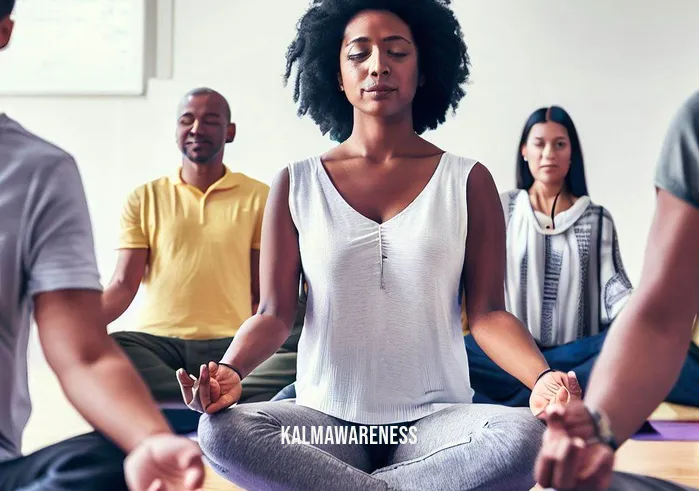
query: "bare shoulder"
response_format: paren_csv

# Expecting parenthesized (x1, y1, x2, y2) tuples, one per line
(413, 138, 444, 159)
(466, 161, 498, 194)
(462, 161, 504, 225)
(319, 144, 351, 165)
(270, 166, 291, 191)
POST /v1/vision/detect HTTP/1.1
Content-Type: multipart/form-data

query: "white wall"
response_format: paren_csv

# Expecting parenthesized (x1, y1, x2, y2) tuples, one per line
(3, 0, 699, 334)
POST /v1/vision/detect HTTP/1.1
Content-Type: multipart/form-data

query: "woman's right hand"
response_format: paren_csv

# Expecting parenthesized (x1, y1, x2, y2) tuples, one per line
(176, 362, 242, 414)
(530, 370, 583, 418)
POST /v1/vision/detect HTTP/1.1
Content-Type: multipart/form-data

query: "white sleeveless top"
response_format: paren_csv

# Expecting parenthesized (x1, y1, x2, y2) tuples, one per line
(288, 152, 477, 425)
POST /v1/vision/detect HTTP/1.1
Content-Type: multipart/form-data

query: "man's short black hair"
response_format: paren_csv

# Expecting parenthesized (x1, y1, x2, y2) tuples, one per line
(284, 0, 470, 142)
(0, 0, 15, 20)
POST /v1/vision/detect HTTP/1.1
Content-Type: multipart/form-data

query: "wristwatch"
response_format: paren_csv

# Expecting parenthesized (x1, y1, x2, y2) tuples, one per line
(586, 405, 619, 451)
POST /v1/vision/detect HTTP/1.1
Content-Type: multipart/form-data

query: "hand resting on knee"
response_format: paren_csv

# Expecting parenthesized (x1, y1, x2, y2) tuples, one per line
(177, 362, 242, 414)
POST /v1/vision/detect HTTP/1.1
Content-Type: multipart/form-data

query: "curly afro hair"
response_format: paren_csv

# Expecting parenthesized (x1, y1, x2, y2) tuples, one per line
(284, 0, 470, 142)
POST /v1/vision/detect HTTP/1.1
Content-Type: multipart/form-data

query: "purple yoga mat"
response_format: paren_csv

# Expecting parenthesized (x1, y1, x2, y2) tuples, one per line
(632, 421, 699, 441)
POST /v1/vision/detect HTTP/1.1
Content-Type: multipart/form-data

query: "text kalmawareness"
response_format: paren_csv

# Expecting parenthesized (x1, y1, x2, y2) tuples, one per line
(280, 425, 418, 445)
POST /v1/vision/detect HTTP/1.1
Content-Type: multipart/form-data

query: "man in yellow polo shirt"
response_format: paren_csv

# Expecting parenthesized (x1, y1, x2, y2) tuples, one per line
(103, 87, 299, 431)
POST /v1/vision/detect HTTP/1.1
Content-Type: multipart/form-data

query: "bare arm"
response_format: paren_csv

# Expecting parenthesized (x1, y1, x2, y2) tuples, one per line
(24, 161, 205, 489)
(102, 248, 148, 324)
(250, 249, 260, 313)
(464, 163, 548, 389)
(35, 289, 171, 452)
(585, 189, 699, 443)
(219, 168, 302, 378)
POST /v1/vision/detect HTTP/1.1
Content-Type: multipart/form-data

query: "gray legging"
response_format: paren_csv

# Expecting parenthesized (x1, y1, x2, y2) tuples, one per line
(198, 400, 544, 491)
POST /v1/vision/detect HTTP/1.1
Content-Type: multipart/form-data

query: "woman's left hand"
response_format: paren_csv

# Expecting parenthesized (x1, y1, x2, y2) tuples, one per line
(529, 370, 583, 418)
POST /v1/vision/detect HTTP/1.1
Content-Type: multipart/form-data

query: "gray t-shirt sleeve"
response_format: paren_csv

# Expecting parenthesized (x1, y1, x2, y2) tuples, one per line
(24, 158, 102, 296)
(654, 91, 699, 208)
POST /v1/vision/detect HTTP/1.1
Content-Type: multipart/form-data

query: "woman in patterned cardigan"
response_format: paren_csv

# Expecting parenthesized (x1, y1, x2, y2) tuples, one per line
(465, 105, 699, 408)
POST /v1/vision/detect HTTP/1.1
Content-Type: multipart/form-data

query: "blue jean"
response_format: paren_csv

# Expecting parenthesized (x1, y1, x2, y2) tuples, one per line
(273, 331, 699, 407)
(465, 331, 607, 406)
(465, 330, 699, 407)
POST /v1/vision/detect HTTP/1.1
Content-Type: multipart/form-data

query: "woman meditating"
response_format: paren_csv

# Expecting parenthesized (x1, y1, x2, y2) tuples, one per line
(176, 1, 579, 489)
(466, 105, 699, 409)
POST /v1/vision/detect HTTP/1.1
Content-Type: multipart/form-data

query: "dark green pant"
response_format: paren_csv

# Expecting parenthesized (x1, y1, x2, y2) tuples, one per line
(0, 433, 126, 491)
(111, 326, 300, 405)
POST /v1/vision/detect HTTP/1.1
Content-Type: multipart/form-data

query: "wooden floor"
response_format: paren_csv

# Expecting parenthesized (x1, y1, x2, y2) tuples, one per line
(613, 403, 699, 488)
(202, 403, 699, 491)
(202, 468, 242, 491)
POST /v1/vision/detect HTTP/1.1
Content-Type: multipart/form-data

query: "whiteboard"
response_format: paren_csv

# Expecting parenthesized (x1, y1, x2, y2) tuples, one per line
(0, 0, 146, 95)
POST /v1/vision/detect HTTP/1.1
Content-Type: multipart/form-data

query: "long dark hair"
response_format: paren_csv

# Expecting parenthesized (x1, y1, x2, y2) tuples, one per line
(516, 106, 588, 197)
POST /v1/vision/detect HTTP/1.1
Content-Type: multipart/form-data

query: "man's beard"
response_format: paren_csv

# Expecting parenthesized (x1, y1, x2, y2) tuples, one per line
(188, 152, 212, 164)
(184, 145, 220, 164)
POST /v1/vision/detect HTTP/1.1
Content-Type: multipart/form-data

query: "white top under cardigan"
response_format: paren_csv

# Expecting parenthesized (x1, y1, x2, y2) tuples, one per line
(502, 189, 633, 347)
(288, 153, 476, 425)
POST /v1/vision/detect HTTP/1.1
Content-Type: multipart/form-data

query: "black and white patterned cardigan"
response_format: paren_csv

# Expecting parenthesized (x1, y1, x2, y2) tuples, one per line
(501, 190, 633, 347)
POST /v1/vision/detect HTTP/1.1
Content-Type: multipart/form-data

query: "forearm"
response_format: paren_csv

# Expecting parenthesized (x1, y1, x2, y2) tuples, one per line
(220, 313, 291, 379)
(102, 284, 136, 324)
(57, 344, 171, 453)
(585, 299, 693, 444)
(470, 310, 548, 389)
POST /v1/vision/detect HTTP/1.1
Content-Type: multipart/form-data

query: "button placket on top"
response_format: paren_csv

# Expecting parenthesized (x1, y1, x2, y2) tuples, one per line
(196, 182, 224, 224)
(199, 191, 208, 224)
(378, 225, 386, 290)
(183, 185, 208, 224)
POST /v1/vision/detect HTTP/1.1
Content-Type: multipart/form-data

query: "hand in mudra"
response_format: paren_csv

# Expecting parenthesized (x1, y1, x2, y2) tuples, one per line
(529, 370, 582, 418)
(124, 434, 205, 491)
(176, 362, 242, 414)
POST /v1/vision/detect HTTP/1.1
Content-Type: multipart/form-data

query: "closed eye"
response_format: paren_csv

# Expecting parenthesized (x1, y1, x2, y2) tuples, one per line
(347, 51, 409, 61)
(348, 52, 368, 61)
